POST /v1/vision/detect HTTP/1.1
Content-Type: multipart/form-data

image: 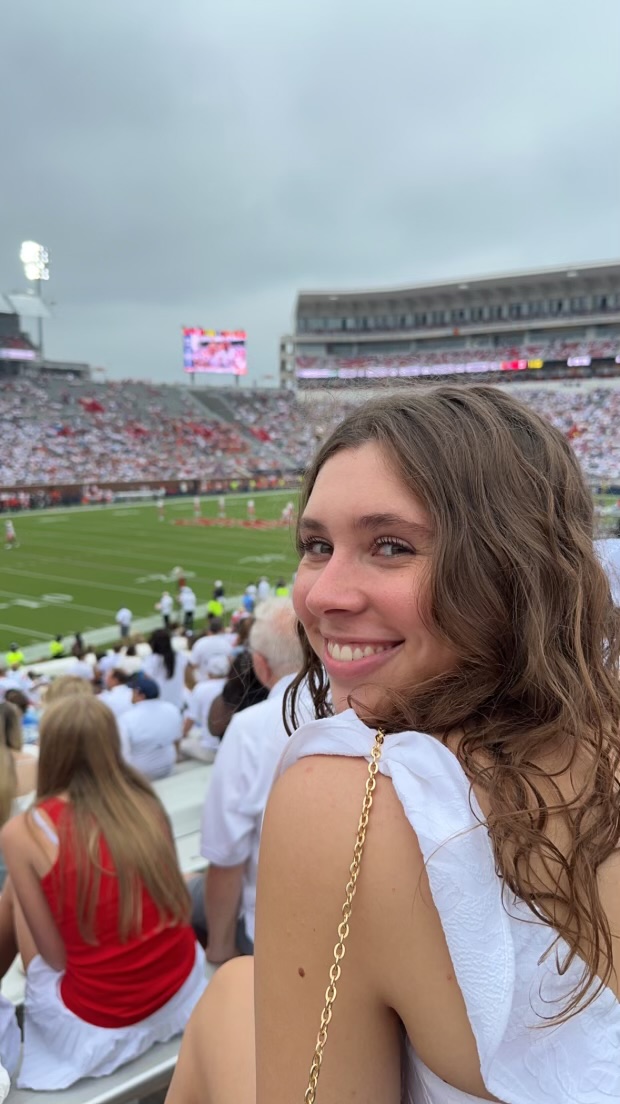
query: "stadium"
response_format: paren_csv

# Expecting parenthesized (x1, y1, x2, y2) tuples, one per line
(1, 259, 620, 655)
(2, 256, 620, 1103)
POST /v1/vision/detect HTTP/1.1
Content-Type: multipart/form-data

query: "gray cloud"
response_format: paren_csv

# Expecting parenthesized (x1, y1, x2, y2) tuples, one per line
(1, 0, 619, 382)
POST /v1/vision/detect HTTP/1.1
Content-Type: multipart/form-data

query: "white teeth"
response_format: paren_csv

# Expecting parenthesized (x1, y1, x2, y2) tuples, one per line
(327, 641, 395, 662)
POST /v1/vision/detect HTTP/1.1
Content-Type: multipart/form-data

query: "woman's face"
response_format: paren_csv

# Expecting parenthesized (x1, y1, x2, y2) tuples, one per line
(293, 442, 457, 715)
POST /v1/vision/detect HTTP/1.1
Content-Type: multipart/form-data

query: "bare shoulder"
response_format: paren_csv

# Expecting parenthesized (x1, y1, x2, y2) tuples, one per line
(258, 754, 491, 1101)
(0, 810, 28, 852)
(254, 755, 423, 1104)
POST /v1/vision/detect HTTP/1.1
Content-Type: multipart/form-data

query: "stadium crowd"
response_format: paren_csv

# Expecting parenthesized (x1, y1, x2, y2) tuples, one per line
(0, 579, 298, 1091)
(3, 374, 620, 487)
(296, 336, 620, 373)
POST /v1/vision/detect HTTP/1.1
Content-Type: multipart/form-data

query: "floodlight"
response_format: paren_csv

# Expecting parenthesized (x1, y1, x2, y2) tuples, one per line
(19, 240, 50, 358)
(20, 241, 50, 281)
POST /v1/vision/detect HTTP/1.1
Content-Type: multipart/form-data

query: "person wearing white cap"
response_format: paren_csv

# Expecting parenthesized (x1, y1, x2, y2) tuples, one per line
(179, 654, 230, 763)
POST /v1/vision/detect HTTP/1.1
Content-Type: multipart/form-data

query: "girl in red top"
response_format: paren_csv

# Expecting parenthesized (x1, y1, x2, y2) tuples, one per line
(0, 695, 206, 1090)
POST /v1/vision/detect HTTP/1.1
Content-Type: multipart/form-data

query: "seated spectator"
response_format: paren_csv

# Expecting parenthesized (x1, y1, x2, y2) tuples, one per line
(66, 649, 94, 681)
(6, 689, 40, 747)
(98, 668, 133, 720)
(0, 702, 37, 805)
(188, 598, 309, 963)
(118, 673, 181, 781)
(97, 643, 123, 678)
(207, 641, 269, 738)
(0, 662, 31, 698)
(0, 695, 206, 1090)
(142, 629, 191, 712)
(190, 618, 233, 680)
(179, 655, 230, 763)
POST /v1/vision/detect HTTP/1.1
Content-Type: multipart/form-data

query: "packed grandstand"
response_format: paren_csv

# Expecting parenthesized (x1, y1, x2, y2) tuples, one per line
(2, 374, 620, 493)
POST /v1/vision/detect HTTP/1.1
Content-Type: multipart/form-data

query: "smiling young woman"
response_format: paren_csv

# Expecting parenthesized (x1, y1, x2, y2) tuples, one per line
(167, 385, 620, 1104)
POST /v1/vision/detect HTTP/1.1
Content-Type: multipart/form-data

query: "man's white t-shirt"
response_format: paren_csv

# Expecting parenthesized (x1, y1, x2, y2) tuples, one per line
(142, 651, 190, 712)
(200, 675, 313, 942)
(179, 588, 196, 613)
(98, 651, 122, 677)
(116, 608, 132, 628)
(186, 677, 227, 751)
(256, 580, 270, 602)
(66, 658, 94, 681)
(98, 683, 133, 719)
(190, 635, 233, 680)
(118, 699, 182, 780)
(160, 594, 174, 617)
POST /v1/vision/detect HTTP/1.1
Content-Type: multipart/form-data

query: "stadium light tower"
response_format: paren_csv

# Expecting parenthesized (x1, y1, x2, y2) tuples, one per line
(20, 240, 50, 359)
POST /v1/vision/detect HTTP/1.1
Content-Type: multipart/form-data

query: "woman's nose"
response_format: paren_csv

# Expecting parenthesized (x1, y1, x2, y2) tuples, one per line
(304, 553, 367, 615)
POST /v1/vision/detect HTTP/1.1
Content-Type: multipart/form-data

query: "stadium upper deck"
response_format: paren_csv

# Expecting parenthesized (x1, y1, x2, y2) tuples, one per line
(280, 261, 620, 388)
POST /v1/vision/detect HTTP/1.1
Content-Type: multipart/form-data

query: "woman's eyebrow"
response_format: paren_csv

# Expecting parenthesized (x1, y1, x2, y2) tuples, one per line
(299, 513, 432, 539)
(298, 516, 328, 535)
(354, 513, 433, 539)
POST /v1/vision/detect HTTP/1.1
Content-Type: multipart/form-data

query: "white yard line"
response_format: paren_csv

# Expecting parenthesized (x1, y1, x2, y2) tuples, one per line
(0, 622, 51, 642)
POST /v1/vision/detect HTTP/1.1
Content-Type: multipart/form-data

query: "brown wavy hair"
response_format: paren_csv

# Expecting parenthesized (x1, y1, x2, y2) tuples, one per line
(285, 384, 620, 1020)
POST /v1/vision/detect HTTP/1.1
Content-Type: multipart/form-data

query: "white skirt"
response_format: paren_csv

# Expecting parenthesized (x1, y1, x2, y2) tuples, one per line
(0, 994, 20, 1084)
(17, 942, 208, 1090)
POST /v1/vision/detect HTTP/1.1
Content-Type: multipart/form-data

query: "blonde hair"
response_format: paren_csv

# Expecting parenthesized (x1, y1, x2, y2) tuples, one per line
(35, 695, 189, 941)
(43, 676, 94, 707)
(0, 703, 19, 826)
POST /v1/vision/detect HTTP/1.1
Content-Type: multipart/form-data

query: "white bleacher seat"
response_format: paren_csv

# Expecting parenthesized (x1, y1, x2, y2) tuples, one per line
(6, 1038, 180, 1104)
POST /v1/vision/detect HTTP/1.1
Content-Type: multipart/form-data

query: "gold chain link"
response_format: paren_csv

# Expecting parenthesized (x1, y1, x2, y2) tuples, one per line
(303, 728, 386, 1104)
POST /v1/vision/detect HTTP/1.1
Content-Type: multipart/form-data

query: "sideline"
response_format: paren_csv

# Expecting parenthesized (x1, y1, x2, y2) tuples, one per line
(21, 595, 247, 665)
(10, 488, 294, 522)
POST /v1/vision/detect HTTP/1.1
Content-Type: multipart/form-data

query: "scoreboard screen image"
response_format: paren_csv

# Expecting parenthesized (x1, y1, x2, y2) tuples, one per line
(183, 329, 247, 375)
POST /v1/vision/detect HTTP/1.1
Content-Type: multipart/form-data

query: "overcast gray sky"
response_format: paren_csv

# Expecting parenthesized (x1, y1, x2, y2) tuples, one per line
(1, 0, 619, 386)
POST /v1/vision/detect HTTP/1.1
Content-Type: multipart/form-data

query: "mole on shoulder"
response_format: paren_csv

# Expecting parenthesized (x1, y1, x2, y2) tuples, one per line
(298, 966, 306, 978)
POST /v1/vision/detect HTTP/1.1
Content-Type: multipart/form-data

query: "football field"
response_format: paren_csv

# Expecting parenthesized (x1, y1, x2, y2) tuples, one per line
(1, 492, 299, 655)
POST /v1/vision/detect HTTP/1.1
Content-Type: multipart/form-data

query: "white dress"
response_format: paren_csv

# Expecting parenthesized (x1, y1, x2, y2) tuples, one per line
(276, 710, 620, 1104)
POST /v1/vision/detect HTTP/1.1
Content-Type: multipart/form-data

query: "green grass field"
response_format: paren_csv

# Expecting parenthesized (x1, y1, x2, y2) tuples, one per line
(4, 489, 618, 659)
(1, 492, 299, 655)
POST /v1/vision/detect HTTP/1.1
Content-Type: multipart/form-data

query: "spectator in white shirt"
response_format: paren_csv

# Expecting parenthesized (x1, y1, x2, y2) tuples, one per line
(66, 651, 94, 681)
(188, 597, 308, 963)
(256, 576, 271, 603)
(142, 629, 190, 711)
(97, 645, 123, 679)
(179, 655, 230, 763)
(98, 668, 133, 720)
(157, 590, 174, 628)
(118, 673, 181, 781)
(115, 607, 132, 640)
(178, 586, 196, 633)
(190, 619, 233, 681)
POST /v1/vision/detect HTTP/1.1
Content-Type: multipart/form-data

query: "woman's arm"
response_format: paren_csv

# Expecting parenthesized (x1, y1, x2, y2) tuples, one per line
(0, 815, 66, 971)
(254, 754, 405, 1104)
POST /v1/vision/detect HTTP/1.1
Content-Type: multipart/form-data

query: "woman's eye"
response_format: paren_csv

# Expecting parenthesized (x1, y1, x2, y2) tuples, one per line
(374, 538, 413, 558)
(299, 538, 332, 556)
